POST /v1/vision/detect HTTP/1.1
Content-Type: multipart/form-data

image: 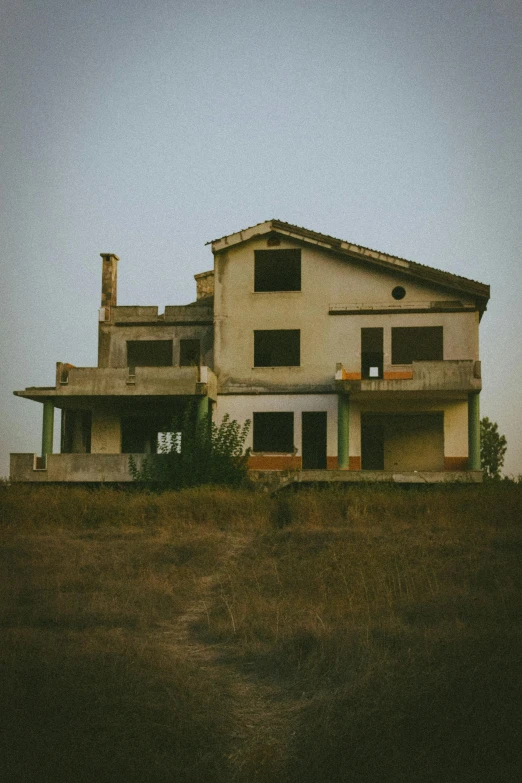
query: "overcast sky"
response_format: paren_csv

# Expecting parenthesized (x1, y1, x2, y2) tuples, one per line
(1, 0, 521, 477)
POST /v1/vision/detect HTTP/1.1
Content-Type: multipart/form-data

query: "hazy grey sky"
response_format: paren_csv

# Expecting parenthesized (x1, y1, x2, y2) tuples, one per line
(1, 0, 521, 476)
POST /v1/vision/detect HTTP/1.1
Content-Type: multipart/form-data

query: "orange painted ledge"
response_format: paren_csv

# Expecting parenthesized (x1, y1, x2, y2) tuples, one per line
(383, 371, 413, 380)
(341, 370, 414, 381)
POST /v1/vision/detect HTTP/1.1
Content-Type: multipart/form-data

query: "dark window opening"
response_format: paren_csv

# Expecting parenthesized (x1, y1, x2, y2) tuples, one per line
(253, 412, 294, 452)
(180, 339, 200, 366)
(121, 415, 176, 454)
(392, 286, 406, 300)
(361, 328, 383, 379)
(254, 330, 300, 367)
(254, 249, 301, 291)
(127, 340, 173, 367)
(392, 327, 443, 364)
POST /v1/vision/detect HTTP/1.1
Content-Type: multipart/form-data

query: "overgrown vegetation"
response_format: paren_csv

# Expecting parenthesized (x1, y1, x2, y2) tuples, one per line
(1, 482, 521, 782)
(129, 408, 251, 489)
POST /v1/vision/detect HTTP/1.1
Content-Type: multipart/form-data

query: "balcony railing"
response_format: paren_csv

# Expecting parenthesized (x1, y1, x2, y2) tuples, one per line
(10, 453, 145, 483)
(335, 360, 481, 394)
(14, 365, 217, 402)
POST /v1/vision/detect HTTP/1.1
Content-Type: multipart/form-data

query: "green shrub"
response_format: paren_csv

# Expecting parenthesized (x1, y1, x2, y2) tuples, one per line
(129, 407, 251, 490)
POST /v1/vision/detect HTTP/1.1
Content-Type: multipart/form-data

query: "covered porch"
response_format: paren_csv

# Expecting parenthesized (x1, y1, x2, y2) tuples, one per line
(10, 365, 216, 483)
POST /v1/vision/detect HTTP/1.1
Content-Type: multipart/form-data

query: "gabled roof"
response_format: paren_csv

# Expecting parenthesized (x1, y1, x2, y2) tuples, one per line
(208, 219, 490, 309)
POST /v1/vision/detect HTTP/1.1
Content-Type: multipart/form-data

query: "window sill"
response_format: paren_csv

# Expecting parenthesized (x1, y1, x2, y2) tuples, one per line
(252, 290, 302, 294)
(252, 366, 301, 369)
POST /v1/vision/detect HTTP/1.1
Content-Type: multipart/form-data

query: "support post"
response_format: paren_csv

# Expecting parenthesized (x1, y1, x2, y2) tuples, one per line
(468, 392, 480, 470)
(41, 401, 54, 458)
(337, 393, 350, 469)
(196, 395, 209, 431)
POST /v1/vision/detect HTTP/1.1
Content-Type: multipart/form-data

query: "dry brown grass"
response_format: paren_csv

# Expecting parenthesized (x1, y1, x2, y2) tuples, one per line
(1, 482, 521, 782)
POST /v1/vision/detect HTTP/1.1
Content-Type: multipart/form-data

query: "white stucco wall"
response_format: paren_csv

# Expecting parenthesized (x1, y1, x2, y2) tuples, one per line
(216, 395, 469, 458)
(216, 394, 339, 456)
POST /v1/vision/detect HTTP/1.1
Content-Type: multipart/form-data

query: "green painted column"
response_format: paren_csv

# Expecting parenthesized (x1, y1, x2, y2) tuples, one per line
(41, 401, 54, 457)
(468, 392, 481, 470)
(337, 393, 350, 469)
(196, 396, 209, 430)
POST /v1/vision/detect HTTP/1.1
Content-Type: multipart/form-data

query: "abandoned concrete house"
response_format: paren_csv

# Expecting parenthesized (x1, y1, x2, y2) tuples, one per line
(10, 220, 490, 484)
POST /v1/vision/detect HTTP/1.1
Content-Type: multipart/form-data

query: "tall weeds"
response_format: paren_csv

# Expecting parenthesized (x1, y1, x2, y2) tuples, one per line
(1, 482, 521, 782)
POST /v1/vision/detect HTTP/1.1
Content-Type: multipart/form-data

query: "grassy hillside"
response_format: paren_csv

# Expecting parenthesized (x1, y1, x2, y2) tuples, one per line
(1, 483, 521, 782)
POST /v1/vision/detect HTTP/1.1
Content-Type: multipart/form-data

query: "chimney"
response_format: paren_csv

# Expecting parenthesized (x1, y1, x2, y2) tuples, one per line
(100, 253, 119, 308)
(194, 270, 214, 300)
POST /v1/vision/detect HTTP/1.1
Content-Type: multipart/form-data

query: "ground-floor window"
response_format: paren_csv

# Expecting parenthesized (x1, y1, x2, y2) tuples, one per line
(253, 412, 294, 452)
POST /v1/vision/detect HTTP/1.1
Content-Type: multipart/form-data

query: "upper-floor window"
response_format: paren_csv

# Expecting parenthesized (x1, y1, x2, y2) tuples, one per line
(254, 249, 301, 292)
(127, 340, 173, 367)
(254, 330, 300, 367)
(179, 339, 200, 366)
(391, 327, 443, 364)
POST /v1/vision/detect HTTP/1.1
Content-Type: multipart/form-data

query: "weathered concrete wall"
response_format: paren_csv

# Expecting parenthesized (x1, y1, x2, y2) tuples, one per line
(378, 414, 444, 471)
(104, 323, 213, 369)
(336, 359, 481, 394)
(91, 411, 121, 453)
(29, 365, 218, 401)
(98, 303, 213, 370)
(213, 236, 479, 392)
(194, 270, 214, 300)
(10, 453, 144, 482)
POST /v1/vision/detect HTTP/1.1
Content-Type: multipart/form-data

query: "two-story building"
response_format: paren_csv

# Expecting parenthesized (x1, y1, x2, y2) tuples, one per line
(10, 220, 490, 484)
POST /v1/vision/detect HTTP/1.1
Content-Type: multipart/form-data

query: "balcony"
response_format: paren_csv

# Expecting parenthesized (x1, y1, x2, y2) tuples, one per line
(14, 364, 218, 403)
(335, 360, 481, 398)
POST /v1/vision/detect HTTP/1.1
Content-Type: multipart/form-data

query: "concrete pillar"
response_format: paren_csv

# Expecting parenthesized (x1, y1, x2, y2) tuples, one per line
(337, 393, 350, 469)
(468, 392, 481, 470)
(41, 401, 54, 457)
(196, 396, 209, 430)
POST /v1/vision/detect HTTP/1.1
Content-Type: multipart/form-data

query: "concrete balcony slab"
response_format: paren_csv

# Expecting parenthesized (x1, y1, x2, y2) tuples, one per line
(335, 360, 481, 398)
(14, 365, 218, 403)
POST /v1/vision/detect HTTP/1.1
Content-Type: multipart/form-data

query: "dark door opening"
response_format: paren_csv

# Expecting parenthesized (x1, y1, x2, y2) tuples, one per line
(361, 328, 384, 379)
(361, 424, 385, 469)
(302, 412, 327, 469)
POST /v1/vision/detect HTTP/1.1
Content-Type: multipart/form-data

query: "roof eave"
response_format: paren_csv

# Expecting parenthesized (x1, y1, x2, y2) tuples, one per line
(210, 220, 490, 305)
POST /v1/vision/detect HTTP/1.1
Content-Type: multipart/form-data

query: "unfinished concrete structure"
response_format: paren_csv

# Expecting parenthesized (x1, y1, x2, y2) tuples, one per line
(10, 220, 489, 483)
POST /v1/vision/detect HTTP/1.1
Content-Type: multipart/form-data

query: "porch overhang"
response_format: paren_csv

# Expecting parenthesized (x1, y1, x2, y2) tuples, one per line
(14, 364, 218, 404)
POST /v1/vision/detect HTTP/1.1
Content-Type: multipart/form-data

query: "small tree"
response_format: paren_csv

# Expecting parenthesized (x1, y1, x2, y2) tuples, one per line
(129, 406, 251, 489)
(480, 417, 507, 480)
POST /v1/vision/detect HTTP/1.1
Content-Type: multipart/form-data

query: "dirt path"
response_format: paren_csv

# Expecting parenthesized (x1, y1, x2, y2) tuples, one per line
(152, 532, 301, 781)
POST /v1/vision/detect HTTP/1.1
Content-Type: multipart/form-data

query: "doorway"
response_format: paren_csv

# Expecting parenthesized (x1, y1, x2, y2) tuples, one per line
(361, 423, 385, 469)
(302, 412, 327, 469)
